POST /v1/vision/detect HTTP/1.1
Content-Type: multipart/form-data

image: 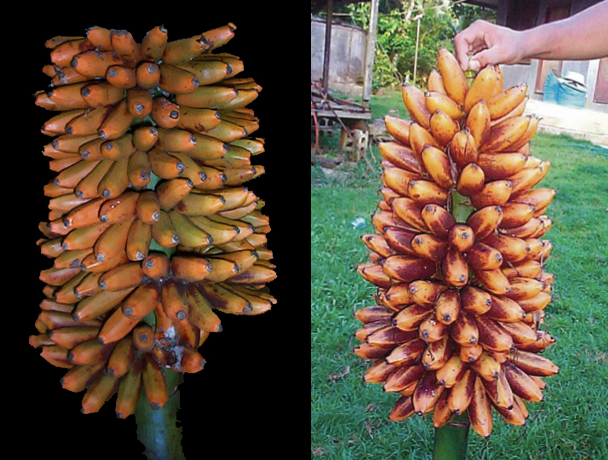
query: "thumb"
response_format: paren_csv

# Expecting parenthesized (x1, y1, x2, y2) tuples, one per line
(469, 47, 502, 71)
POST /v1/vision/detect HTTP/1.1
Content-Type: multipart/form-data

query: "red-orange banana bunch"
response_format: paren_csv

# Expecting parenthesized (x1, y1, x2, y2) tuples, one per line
(30, 24, 276, 417)
(355, 47, 557, 438)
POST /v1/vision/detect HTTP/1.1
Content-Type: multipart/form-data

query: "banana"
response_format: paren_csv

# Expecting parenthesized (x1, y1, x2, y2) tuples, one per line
(355, 305, 394, 325)
(160, 278, 189, 320)
(168, 210, 213, 248)
(382, 166, 421, 196)
(467, 376, 493, 438)
(142, 354, 169, 410)
(156, 178, 194, 211)
(420, 204, 455, 238)
(81, 372, 119, 414)
(466, 101, 491, 148)
(408, 122, 439, 159)
(383, 363, 426, 393)
(483, 233, 529, 263)
(178, 346, 207, 373)
(174, 190, 226, 216)
(197, 281, 253, 315)
(381, 255, 436, 284)
(201, 23, 237, 50)
(486, 84, 528, 120)
(176, 59, 234, 86)
(175, 85, 238, 109)
(127, 149, 152, 189)
(106, 65, 137, 89)
(469, 179, 513, 208)
(516, 291, 552, 313)
(121, 282, 159, 318)
(389, 395, 416, 421)
(486, 294, 526, 322)
(430, 109, 459, 147)
(81, 81, 126, 108)
(377, 142, 422, 174)
(60, 361, 105, 392)
(502, 361, 545, 401)
(408, 179, 448, 207)
(136, 61, 161, 90)
(411, 233, 447, 262)
(448, 224, 475, 252)
(477, 152, 528, 180)
(408, 280, 448, 308)
(365, 325, 418, 348)
(427, 68, 446, 94)
(422, 336, 453, 370)
(441, 247, 469, 287)
(384, 226, 418, 257)
(98, 261, 144, 291)
(151, 209, 180, 247)
(177, 107, 221, 133)
(474, 314, 513, 352)
(511, 188, 557, 211)
(473, 267, 512, 296)
(459, 343, 483, 364)
(436, 46, 468, 105)
(386, 338, 427, 367)
(392, 303, 433, 332)
(421, 145, 454, 189)
(151, 96, 181, 129)
(48, 326, 101, 349)
(115, 358, 143, 419)
(171, 254, 212, 282)
(413, 370, 445, 415)
(450, 309, 479, 346)
(455, 163, 485, 196)
(448, 129, 477, 169)
(42, 108, 87, 136)
(482, 368, 514, 410)
(159, 63, 200, 94)
(447, 368, 476, 414)
(435, 355, 467, 388)
(68, 338, 114, 365)
(93, 217, 135, 263)
(357, 262, 392, 289)
(435, 289, 461, 325)
(98, 156, 130, 199)
(466, 205, 504, 240)
(425, 91, 464, 119)
(106, 335, 136, 378)
(186, 285, 222, 332)
(110, 29, 142, 66)
(162, 32, 212, 65)
(460, 285, 492, 315)
(401, 83, 432, 129)
(383, 115, 411, 146)
(418, 315, 448, 342)
(464, 65, 502, 113)
(505, 277, 546, 301)
(70, 49, 123, 79)
(141, 25, 168, 61)
(481, 116, 530, 152)
(132, 323, 155, 352)
(466, 242, 504, 271)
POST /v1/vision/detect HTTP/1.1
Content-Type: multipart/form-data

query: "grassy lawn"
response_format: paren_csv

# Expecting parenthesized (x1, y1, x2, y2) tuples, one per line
(311, 114, 608, 458)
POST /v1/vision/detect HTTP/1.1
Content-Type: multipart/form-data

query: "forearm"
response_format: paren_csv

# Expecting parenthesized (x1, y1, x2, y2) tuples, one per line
(521, 1, 608, 61)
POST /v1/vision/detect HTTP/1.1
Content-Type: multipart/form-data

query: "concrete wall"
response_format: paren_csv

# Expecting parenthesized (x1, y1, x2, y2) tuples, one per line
(311, 17, 367, 86)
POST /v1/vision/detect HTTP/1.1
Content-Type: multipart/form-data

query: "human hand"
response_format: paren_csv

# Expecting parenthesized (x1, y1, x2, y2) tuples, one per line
(454, 20, 526, 71)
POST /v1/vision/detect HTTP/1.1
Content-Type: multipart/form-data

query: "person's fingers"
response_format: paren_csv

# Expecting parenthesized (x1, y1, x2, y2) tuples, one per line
(468, 46, 503, 71)
(454, 31, 477, 71)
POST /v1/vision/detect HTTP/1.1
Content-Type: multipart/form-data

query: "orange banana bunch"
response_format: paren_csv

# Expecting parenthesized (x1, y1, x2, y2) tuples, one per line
(32, 24, 276, 417)
(356, 47, 557, 439)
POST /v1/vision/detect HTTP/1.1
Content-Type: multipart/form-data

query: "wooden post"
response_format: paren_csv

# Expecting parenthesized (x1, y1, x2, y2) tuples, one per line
(413, 16, 421, 86)
(322, 0, 333, 93)
(362, 0, 379, 108)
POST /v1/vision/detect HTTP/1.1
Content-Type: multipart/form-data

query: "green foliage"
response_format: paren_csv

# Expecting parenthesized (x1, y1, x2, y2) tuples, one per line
(345, 0, 496, 90)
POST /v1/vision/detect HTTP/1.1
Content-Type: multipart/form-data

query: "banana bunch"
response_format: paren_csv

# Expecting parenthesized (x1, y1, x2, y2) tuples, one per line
(355, 47, 557, 438)
(30, 24, 276, 417)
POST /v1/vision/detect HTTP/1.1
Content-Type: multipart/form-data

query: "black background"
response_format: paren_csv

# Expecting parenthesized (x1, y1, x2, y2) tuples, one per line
(15, 7, 305, 459)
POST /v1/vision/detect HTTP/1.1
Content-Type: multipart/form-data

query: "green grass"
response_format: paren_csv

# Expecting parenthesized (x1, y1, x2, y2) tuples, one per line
(311, 131, 608, 459)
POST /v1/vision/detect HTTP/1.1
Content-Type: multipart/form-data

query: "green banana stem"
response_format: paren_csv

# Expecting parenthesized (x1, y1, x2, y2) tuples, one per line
(134, 171, 185, 459)
(432, 412, 470, 460)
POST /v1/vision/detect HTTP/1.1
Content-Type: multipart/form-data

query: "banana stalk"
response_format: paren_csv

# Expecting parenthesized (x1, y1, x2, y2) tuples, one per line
(432, 412, 470, 460)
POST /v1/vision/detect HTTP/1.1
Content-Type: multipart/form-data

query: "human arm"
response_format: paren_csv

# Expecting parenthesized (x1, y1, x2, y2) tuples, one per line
(454, 0, 608, 71)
